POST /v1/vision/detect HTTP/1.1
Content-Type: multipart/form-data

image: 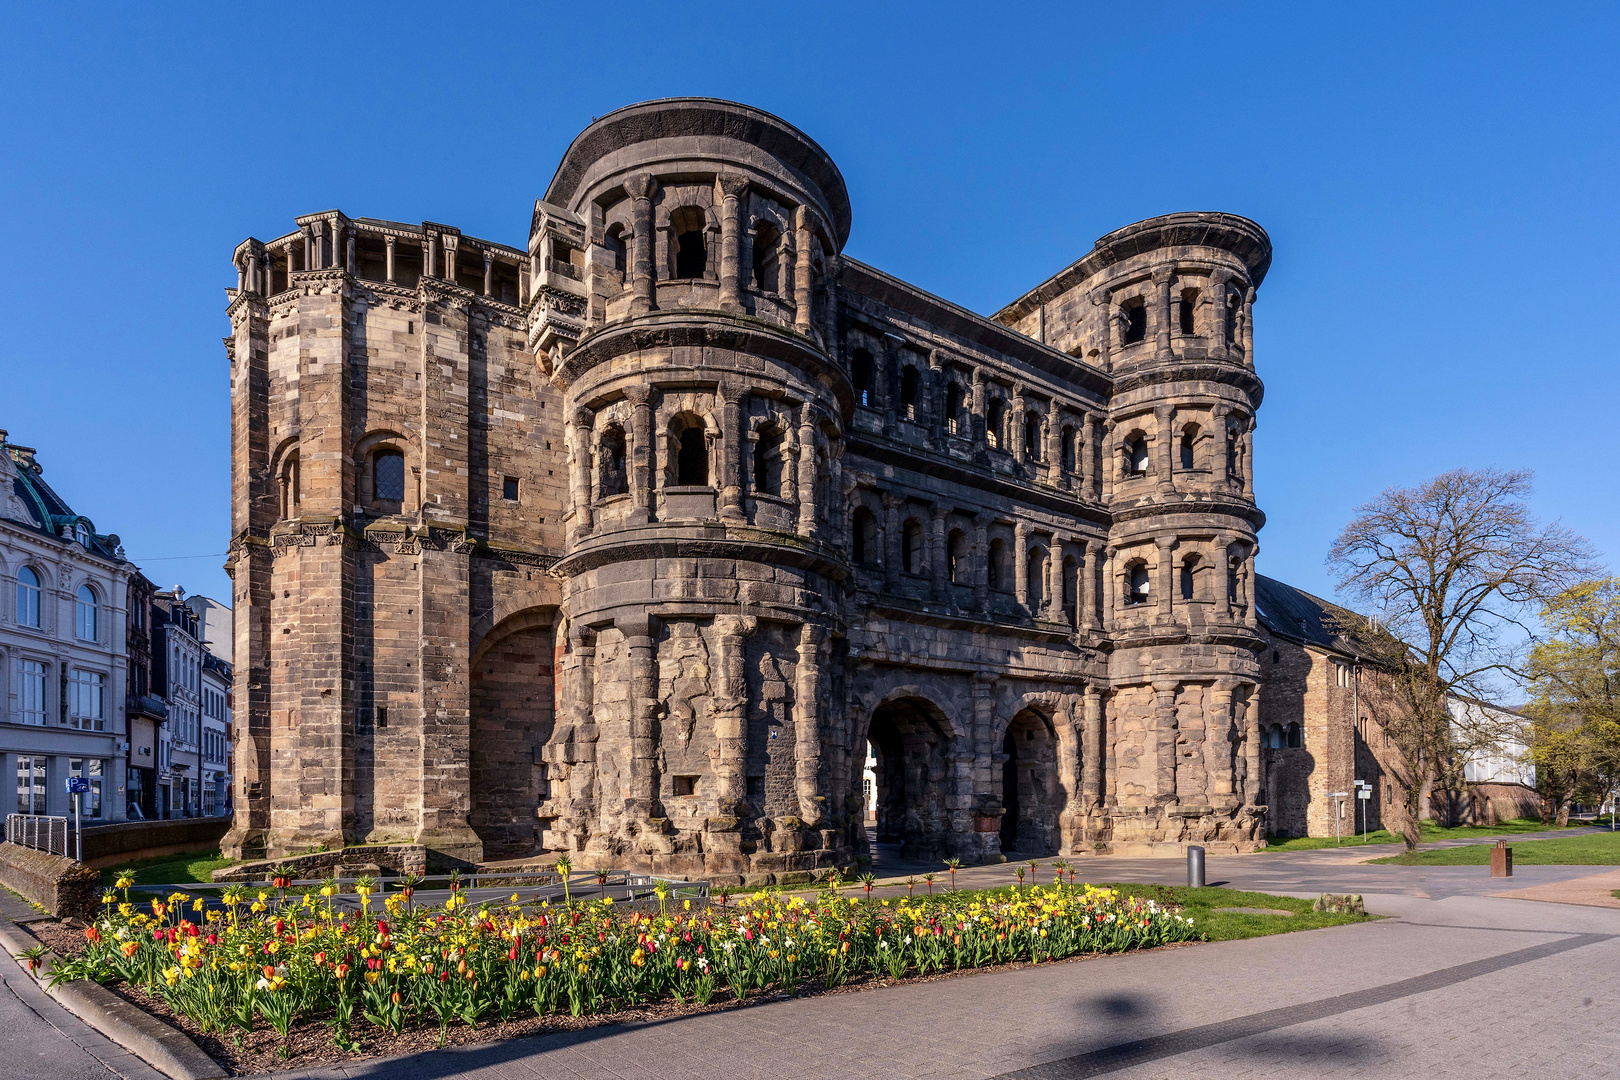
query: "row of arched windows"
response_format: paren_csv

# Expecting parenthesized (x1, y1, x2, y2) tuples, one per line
(1121, 553, 1246, 608)
(1119, 421, 1246, 481)
(591, 414, 800, 501)
(602, 212, 788, 294)
(12, 570, 99, 640)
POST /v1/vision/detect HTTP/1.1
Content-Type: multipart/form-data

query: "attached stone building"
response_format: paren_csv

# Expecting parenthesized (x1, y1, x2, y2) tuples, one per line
(222, 98, 1280, 875)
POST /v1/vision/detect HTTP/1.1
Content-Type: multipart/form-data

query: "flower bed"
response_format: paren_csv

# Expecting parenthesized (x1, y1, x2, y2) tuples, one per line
(53, 875, 1199, 1060)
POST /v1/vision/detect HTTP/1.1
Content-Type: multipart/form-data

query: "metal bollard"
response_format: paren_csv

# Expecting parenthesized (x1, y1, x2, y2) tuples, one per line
(1187, 845, 1206, 888)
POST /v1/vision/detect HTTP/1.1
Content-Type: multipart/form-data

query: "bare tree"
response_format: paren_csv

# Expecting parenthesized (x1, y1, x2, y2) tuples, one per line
(1327, 468, 1595, 850)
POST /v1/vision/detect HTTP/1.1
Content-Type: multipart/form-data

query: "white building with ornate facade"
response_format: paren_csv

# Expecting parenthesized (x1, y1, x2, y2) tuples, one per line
(0, 431, 132, 823)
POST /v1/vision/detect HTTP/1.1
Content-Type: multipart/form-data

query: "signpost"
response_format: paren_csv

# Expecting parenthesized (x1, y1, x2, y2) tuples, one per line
(1354, 780, 1372, 842)
(1326, 792, 1348, 844)
(65, 777, 89, 862)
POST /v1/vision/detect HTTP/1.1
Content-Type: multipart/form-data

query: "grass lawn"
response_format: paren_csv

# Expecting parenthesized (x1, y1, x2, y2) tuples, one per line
(1262, 818, 1567, 853)
(1102, 883, 1373, 940)
(1368, 830, 1620, 866)
(100, 849, 237, 886)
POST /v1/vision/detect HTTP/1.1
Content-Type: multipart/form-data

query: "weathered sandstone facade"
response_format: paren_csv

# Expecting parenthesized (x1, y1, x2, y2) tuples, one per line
(222, 99, 1277, 876)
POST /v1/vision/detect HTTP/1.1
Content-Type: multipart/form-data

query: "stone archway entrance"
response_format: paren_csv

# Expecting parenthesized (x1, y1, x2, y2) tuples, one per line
(1001, 707, 1060, 856)
(469, 613, 557, 857)
(865, 697, 953, 862)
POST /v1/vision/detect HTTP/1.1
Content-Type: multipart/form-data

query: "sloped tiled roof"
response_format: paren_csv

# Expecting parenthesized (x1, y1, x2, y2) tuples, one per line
(1254, 574, 1373, 660)
(4, 442, 124, 561)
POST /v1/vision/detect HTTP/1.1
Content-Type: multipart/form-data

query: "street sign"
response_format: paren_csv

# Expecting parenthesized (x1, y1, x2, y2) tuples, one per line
(1326, 791, 1348, 798)
(65, 777, 90, 794)
(1357, 789, 1371, 799)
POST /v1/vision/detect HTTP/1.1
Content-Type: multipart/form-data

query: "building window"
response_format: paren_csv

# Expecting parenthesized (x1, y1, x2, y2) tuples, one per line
(1061, 425, 1077, 472)
(989, 538, 1009, 591)
(1180, 425, 1199, 471)
(1127, 563, 1151, 606)
(945, 382, 964, 434)
(1180, 288, 1199, 335)
(68, 758, 104, 817)
(502, 476, 519, 501)
(1286, 722, 1303, 749)
(1024, 413, 1042, 461)
(598, 424, 628, 497)
(852, 507, 878, 565)
(373, 449, 406, 504)
(1125, 436, 1150, 476)
(1180, 555, 1200, 600)
(899, 367, 920, 421)
(604, 224, 628, 277)
(751, 222, 780, 293)
(1026, 547, 1047, 610)
(16, 756, 45, 815)
(1123, 300, 1147, 345)
(947, 529, 967, 583)
(901, 519, 924, 574)
(674, 421, 709, 487)
(669, 207, 708, 279)
(16, 658, 45, 726)
(16, 567, 42, 627)
(69, 669, 106, 731)
(279, 452, 300, 518)
(672, 775, 698, 797)
(76, 585, 99, 641)
(752, 427, 785, 498)
(986, 398, 1006, 450)
(851, 349, 875, 408)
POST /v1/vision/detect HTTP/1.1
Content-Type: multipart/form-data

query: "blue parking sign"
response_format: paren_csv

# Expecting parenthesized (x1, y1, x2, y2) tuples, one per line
(66, 777, 90, 794)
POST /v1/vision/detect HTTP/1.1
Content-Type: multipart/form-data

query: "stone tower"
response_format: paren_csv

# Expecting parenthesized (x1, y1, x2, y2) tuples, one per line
(534, 101, 854, 875)
(223, 99, 1276, 875)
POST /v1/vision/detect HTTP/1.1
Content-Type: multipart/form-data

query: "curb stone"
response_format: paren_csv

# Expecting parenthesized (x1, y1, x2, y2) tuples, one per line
(0, 918, 227, 1080)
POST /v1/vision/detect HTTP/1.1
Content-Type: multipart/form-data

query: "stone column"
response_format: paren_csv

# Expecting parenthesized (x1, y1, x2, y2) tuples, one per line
(422, 235, 435, 279)
(1210, 677, 1239, 806)
(718, 379, 746, 523)
(1155, 535, 1176, 624)
(1242, 683, 1264, 807)
(796, 404, 818, 535)
(927, 350, 946, 443)
(1241, 418, 1255, 496)
(1010, 385, 1027, 462)
(1244, 547, 1259, 629)
(1207, 271, 1229, 359)
(793, 205, 814, 334)
(1090, 289, 1112, 369)
(972, 513, 991, 611)
(623, 621, 659, 819)
(1102, 546, 1116, 629)
(1082, 685, 1104, 809)
(482, 249, 494, 298)
(385, 236, 396, 283)
(1213, 533, 1232, 619)
(627, 173, 658, 315)
(1242, 287, 1256, 365)
(971, 673, 999, 822)
(882, 493, 903, 591)
(1081, 540, 1098, 630)
(1014, 521, 1030, 613)
(300, 227, 313, 272)
(1045, 405, 1062, 483)
(1153, 679, 1180, 806)
(346, 233, 356, 275)
(1047, 534, 1065, 621)
(795, 623, 825, 826)
(1081, 412, 1097, 499)
(712, 617, 755, 819)
(717, 175, 748, 312)
(444, 234, 459, 282)
(570, 408, 595, 540)
(624, 385, 654, 526)
(1155, 405, 1175, 493)
(236, 258, 247, 293)
(1153, 266, 1174, 355)
(930, 506, 950, 603)
(970, 369, 987, 448)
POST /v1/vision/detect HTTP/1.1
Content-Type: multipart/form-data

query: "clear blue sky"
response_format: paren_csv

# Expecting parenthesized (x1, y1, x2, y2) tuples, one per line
(3, 2, 1616, 606)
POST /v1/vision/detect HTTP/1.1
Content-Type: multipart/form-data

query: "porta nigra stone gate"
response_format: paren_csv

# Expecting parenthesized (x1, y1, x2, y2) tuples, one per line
(221, 99, 1273, 879)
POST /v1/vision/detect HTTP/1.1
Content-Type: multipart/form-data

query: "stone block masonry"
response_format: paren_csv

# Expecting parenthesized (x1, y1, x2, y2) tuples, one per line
(222, 98, 1278, 873)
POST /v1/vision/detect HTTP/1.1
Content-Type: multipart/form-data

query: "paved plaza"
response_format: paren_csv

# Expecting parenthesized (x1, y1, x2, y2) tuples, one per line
(3, 839, 1618, 1079)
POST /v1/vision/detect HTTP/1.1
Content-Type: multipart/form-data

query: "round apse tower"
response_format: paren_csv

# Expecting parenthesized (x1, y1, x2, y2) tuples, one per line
(1090, 213, 1272, 854)
(535, 99, 855, 879)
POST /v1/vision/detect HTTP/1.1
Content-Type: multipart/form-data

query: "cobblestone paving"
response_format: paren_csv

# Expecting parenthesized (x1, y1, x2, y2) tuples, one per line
(264, 892, 1620, 1080)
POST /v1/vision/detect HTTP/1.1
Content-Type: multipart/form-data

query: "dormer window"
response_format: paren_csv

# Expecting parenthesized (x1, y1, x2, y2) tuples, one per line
(74, 523, 91, 547)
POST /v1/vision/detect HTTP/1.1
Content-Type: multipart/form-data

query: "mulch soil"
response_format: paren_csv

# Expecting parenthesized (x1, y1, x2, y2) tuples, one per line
(13, 915, 1200, 1076)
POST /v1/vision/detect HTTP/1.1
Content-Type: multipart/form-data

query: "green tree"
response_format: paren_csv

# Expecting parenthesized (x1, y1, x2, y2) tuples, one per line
(1523, 578, 1620, 826)
(1328, 468, 1594, 851)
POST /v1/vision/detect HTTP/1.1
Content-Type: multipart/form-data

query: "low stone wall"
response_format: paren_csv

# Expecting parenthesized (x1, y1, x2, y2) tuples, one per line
(82, 817, 232, 869)
(0, 842, 100, 921)
(1468, 783, 1544, 826)
(212, 844, 428, 882)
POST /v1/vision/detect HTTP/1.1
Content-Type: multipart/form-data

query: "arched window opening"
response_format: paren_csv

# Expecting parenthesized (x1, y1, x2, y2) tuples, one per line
(851, 348, 875, 407)
(1179, 288, 1199, 335)
(598, 425, 628, 498)
(751, 222, 781, 293)
(1266, 724, 1284, 749)
(669, 207, 708, 279)
(1180, 555, 1200, 601)
(947, 529, 968, 583)
(852, 507, 878, 565)
(675, 422, 709, 487)
(1228, 558, 1241, 607)
(1123, 299, 1147, 345)
(986, 398, 1006, 450)
(1024, 413, 1042, 461)
(604, 224, 628, 277)
(1026, 547, 1048, 611)
(1180, 425, 1199, 471)
(1061, 425, 1076, 472)
(1226, 425, 1241, 478)
(899, 366, 920, 421)
(1286, 722, 1303, 749)
(373, 449, 405, 504)
(1062, 556, 1079, 627)
(16, 566, 41, 628)
(1126, 562, 1151, 606)
(279, 452, 300, 518)
(989, 538, 1008, 591)
(752, 426, 785, 498)
(901, 519, 924, 575)
(945, 382, 964, 434)
(76, 584, 98, 642)
(1125, 435, 1150, 476)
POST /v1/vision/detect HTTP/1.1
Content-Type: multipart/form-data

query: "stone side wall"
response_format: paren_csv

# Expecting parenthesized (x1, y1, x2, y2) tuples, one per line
(0, 843, 99, 921)
(80, 818, 231, 869)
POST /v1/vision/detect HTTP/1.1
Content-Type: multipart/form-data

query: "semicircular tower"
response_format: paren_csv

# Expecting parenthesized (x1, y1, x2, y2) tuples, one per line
(534, 99, 855, 877)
